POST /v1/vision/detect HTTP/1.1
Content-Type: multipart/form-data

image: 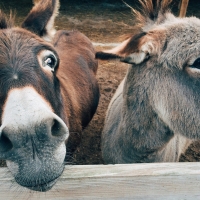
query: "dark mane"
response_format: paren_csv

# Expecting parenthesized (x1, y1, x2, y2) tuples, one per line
(138, 0, 172, 21)
(127, 0, 173, 31)
(0, 10, 15, 29)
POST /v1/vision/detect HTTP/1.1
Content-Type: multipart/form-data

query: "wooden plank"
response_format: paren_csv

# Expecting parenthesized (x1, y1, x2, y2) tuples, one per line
(179, 0, 189, 17)
(0, 163, 200, 199)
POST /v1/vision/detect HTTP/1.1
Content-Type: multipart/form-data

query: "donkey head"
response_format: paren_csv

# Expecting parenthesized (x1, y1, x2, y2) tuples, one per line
(96, 0, 200, 162)
(0, 0, 68, 191)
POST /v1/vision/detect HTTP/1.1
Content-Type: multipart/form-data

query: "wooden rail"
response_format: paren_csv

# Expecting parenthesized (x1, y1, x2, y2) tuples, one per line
(1, 163, 200, 199)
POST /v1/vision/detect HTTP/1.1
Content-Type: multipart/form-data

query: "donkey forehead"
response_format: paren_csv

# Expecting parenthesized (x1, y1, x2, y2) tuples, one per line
(0, 28, 57, 95)
(151, 17, 200, 53)
(161, 17, 200, 36)
(0, 28, 55, 61)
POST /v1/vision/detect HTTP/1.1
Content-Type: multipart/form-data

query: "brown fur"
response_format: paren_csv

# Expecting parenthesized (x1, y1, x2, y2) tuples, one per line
(53, 30, 99, 153)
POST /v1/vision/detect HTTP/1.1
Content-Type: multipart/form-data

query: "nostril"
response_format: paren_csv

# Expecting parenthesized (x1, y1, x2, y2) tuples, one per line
(51, 119, 64, 137)
(0, 131, 13, 153)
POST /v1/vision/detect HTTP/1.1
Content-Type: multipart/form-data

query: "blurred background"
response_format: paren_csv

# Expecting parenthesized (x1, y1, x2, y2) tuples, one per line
(0, 0, 199, 43)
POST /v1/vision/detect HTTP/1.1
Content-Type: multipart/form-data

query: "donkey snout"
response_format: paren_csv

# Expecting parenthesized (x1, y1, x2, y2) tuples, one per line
(0, 87, 69, 191)
(0, 114, 68, 191)
(0, 114, 69, 158)
(0, 87, 69, 157)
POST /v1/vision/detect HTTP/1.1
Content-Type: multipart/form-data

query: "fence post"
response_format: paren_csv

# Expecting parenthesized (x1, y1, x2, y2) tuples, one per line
(179, 0, 189, 17)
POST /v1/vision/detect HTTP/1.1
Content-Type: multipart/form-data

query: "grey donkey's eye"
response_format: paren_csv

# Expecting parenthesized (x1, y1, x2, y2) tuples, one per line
(191, 58, 200, 69)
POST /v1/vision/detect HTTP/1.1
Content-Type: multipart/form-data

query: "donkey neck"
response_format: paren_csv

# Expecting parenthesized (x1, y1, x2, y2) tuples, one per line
(118, 63, 177, 162)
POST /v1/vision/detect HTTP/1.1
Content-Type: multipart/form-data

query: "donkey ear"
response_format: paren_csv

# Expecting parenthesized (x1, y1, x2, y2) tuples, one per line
(0, 10, 14, 29)
(21, 0, 59, 41)
(96, 30, 165, 64)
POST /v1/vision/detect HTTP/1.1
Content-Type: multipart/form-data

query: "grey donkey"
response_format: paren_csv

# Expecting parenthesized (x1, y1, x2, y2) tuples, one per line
(96, 0, 200, 163)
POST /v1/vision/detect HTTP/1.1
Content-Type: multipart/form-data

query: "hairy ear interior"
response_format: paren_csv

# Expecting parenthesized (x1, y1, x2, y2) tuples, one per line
(95, 51, 149, 65)
(96, 29, 166, 64)
(21, 0, 60, 41)
(0, 10, 14, 29)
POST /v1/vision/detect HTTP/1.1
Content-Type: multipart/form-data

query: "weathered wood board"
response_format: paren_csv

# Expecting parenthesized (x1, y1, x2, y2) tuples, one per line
(0, 163, 200, 199)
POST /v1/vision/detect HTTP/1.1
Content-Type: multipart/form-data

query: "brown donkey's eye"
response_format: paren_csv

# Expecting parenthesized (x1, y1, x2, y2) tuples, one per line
(43, 55, 57, 69)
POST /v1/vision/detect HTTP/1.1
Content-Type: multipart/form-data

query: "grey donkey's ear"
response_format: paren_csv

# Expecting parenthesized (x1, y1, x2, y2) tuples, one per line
(96, 29, 166, 64)
(21, 0, 60, 41)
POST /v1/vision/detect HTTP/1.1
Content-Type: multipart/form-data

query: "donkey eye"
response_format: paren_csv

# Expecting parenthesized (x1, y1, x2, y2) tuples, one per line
(191, 58, 200, 69)
(44, 55, 57, 69)
(38, 50, 58, 72)
(44, 57, 56, 68)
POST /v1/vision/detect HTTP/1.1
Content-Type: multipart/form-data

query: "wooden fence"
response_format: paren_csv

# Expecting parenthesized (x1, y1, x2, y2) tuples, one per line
(0, 162, 200, 199)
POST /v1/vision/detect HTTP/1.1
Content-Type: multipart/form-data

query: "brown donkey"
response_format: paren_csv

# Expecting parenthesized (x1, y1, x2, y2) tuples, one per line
(96, 0, 200, 164)
(0, 0, 99, 191)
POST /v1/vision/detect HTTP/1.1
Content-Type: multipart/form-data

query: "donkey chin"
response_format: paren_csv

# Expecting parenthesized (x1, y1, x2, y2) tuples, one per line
(6, 143, 66, 192)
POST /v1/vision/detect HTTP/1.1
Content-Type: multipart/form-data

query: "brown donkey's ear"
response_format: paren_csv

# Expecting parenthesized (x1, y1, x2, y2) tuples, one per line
(96, 29, 166, 65)
(21, 0, 59, 41)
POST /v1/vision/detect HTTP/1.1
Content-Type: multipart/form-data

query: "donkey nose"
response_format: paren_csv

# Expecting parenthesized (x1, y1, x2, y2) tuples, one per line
(51, 117, 68, 137)
(36, 115, 69, 140)
(0, 114, 69, 155)
(0, 130, 13, 153)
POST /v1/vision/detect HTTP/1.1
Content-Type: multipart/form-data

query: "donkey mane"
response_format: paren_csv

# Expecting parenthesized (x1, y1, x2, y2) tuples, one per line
(130, 0, 173, 32)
